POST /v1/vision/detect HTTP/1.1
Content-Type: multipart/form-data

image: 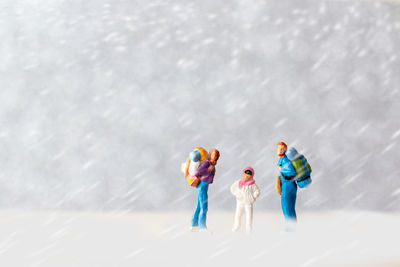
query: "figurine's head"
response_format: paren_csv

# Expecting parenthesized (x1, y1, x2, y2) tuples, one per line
(195, 147, 208, 161)
(189, 150, 201, 163)
(286, 147, 300, 161)
(242, 166, 254, 181)
(208, 148, 220, 166)
(277, 142, 287, 157)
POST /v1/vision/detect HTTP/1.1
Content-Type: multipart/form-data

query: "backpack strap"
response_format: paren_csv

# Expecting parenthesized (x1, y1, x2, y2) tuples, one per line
(281, 173, 295, 181)
(296, 176, 310, 182)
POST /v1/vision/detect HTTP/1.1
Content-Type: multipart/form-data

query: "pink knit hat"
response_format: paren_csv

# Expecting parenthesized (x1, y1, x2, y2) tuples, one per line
(239, 166, 255, 189)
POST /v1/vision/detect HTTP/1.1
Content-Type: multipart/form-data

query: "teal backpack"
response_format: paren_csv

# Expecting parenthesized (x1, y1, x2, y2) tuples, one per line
(291, 155, 312, 188)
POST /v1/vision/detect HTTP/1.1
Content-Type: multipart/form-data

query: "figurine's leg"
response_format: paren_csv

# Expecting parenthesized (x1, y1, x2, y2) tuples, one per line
(281, 192, 287, 218)
(283, 192, 297, 221)
(198, 182, 209, 229)
(281, 183, 297, 222)
(245, 204, 253, 232)
(282, 190, 297, 231)
(191, 190, 201, 227)
(281, 197, 290, 220)
(289, 193, 297, 221)
(232, 203, 243, 232)
(282, 198, 296, 221)
(285, 200, 297, 232)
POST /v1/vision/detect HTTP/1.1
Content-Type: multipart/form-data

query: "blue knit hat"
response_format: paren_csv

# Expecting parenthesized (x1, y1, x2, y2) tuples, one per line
(286, 147, 300, 161)
(189, 149, 201, 162)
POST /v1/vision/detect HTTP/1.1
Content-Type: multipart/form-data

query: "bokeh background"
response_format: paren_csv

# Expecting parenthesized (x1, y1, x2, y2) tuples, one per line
(0, 0, 399, 212)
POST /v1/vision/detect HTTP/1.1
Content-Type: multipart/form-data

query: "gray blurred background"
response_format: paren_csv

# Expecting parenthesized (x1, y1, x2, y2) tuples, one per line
(0, 0, 399, 212)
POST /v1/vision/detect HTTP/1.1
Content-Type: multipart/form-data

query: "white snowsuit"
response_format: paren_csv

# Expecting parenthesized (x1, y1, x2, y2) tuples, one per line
(230, 180, 260, 232)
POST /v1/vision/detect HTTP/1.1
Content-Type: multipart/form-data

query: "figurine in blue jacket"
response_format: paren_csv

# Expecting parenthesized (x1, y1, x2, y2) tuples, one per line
(276, 142, 297, 229)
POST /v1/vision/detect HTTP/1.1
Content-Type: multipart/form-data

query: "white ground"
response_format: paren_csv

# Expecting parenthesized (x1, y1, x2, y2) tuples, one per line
(0, 210, 398, 267)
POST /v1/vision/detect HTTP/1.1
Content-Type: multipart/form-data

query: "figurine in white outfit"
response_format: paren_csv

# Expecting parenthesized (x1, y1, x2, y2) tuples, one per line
(231, 167, 260, 232)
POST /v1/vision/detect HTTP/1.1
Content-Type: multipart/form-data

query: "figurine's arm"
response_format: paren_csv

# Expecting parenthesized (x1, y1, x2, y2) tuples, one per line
(277, 157, 283, 172)
(280, 159, 296, 180)
(230, 181, 238, 196)
(208, 164, 215, 174)
(195, 161, 210, 177)
(253, 184, 261, 199)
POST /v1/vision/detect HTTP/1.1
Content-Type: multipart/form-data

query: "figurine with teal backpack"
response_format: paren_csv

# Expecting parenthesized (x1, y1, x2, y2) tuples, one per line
(276, 142, 297, 230)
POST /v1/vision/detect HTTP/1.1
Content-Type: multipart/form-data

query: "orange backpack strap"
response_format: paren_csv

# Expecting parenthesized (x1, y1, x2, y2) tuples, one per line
(184, 158, 190, 179)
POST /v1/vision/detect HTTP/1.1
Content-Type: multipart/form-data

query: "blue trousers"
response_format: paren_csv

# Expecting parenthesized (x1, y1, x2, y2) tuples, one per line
(281, 178, 297, 221)
(191, 181, 209, 229)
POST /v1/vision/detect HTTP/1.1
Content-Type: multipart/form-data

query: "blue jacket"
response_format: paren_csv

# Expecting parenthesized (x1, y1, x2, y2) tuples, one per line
(278, 155, 296, 180)
(278, 154, 298, 221)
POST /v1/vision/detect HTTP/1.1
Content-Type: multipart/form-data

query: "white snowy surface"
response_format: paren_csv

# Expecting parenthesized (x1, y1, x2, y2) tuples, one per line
(0, 210, 398, 267)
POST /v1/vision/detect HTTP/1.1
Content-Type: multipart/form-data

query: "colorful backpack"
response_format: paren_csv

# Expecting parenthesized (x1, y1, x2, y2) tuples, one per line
(286, 147, 312, 188)
(291, 155, 312, 188)
(183, 147, 207, 187)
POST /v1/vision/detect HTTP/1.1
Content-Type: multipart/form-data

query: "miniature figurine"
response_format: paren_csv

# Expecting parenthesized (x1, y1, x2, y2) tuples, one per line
(231, 167, 260, 232)
(276, 142, 297, 231)
(190, 148, 220, 231)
